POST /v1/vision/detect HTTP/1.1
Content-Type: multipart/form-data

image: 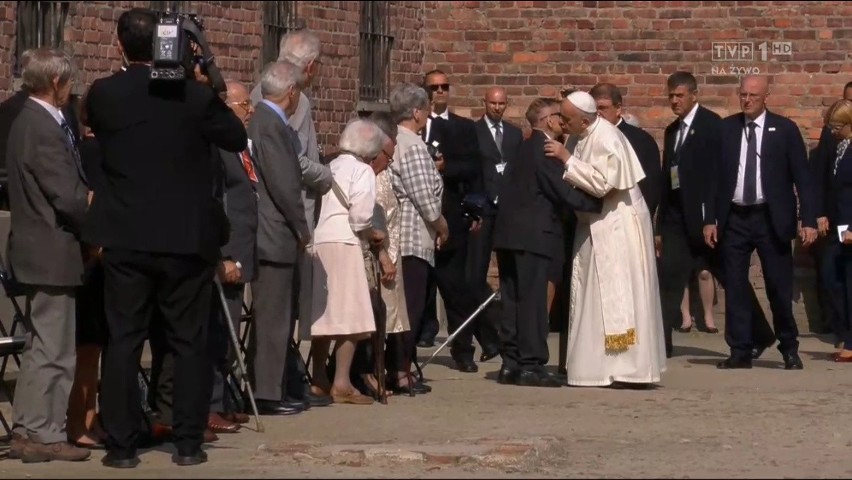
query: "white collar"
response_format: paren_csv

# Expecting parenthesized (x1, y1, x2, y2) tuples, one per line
(616, 117, 624, 127)
(745, 109, 767, 129)
(680, 102, 700, 128)
(431, 110, 449, 121)
(29, 96, 65, 125)
(484, 115, 502, 129)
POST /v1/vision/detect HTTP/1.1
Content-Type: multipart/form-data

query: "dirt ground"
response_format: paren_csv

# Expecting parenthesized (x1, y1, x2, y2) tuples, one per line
(1, 330, 850, 479)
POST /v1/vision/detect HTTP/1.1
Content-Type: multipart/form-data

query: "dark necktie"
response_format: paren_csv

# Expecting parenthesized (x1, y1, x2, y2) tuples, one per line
(60, 119, 88, 186)
(494, 122, 503, 157)
(743, 121, 758, 205)
(674, 121, 687, 155)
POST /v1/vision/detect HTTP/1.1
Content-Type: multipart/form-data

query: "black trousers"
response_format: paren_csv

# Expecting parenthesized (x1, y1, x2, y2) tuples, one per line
(396, 256, 431, 372)
(658, 220, 775, 357)
(417, 275, 439, 343)
(100, 249, 215, 456)
(434, 233, 500, 363)
(465, 214, 503, 349)
(496, 249, 549, 370)
(209, 283, 244, 414)
(818, 239, 847, 339)
(720, 205, 799, 360)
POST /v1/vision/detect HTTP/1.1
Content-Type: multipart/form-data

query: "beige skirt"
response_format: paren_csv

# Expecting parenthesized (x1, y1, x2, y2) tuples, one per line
(300, 242, 376, 339)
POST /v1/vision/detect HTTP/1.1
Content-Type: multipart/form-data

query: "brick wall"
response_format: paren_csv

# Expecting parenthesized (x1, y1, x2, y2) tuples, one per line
(0, 0, 426, 151)
(422, 0, 852, 148)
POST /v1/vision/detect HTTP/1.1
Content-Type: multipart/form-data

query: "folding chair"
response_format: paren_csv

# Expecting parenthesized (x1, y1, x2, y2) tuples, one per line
(0, 260, 29, 438)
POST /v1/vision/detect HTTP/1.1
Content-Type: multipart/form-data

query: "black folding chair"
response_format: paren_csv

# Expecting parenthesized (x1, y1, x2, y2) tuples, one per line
(0, 260, 29, 438)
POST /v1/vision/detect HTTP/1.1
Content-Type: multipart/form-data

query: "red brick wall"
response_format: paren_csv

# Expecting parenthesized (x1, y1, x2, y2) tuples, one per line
(422, 0, 852, 148)
(0, 0, 425, 151)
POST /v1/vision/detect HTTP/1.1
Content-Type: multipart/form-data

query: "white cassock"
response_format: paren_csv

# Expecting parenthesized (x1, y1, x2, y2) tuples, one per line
(562, 116, 667, 386)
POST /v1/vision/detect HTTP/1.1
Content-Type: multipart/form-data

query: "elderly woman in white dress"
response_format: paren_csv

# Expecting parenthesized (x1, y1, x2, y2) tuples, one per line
(302, 119, 389, 405)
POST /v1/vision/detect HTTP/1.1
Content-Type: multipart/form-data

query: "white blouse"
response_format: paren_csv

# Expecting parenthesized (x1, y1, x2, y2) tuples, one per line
(313, 153, 376, 246)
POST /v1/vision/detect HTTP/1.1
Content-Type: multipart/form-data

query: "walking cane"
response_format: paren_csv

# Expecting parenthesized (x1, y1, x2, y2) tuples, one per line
(371, 251, 388, 404)
(419, 291, 498, 370)
(215, 278, 264, 433)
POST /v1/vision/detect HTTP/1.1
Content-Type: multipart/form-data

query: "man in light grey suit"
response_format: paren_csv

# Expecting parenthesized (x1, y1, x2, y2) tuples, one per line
(250, 28, 332, 408)
(5, 48, 91, 463)
(246, 61, 311, 416)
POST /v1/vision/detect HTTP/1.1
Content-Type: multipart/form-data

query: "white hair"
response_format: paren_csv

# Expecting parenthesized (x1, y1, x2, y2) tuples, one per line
(390, 83, 430, 124)
(22, 47, 74, 95)
(260, 61, 304, 98)
(338, 119, 387, 160)
(622, 112, 640, 128)
(278, 29, 321, 68)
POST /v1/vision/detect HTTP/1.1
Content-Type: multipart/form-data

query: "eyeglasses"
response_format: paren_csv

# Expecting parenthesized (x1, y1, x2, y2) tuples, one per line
(229, 100, 252, 112)
(427, 83, 450, 92)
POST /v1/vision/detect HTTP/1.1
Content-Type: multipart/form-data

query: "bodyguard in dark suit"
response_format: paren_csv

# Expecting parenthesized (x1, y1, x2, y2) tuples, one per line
(656, 72, 774, 358)
(207, 81, 259, 433)
(84, 8, 246, 467)
(6, 47, 91, 463)
(468, 88, 523, 339)
(493, 98, 602, 387)
(704, 75, 817, 370)
(589, 83, 662, 216)
(247, 61, 310, 416)
(422, 70, 498, 372)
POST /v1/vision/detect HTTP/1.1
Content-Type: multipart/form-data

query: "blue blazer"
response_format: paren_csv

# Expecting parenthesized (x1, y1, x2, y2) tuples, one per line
(708, 109, 816, 242)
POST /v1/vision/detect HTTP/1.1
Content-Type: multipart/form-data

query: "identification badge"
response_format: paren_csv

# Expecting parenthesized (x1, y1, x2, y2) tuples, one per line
(496, 162, 506, 175)
(670, 166, 680, 190)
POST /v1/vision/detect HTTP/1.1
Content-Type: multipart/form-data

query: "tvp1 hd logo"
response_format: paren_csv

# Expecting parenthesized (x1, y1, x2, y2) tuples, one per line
(711, 41, 793, 75)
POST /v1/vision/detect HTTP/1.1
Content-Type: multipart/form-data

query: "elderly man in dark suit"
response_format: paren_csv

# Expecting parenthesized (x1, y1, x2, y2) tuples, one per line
(84, 8, 246, 468)
(247, 60, 311, 416)
(205, 80, 259, 433)
(5, 47, 90, 463)
(492, 97, 602, 388)
(704, 75, 817, 370)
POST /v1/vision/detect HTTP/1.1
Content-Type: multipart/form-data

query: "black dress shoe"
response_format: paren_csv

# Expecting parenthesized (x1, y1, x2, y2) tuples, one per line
(455, 359, 479, 373)
(102, 452, 141, 469)
(303, 391, 333, 408)
(752, 342, 774, 359)
(782, 352, 804, 370)
(497, 365, 519, 385)
(717, 357, 752, 369)
(256, 399, 304, 416)
(479, 348, 500, 363)
(172, 449, 208, 466)
(516, 369, 562, 388)
(417, 339, 434, 348)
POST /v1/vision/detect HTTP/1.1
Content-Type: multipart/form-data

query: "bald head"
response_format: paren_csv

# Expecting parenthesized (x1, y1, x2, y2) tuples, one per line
(739, 75, 770, 120)
(483, 86, 508, 122)
(225, 80, 253, 127)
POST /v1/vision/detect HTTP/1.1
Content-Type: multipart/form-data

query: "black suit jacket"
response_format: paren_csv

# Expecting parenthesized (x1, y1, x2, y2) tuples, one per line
(474, 116, 523, 206)
(709, 110, 816, 241)
(618, 120, 662, 216)
(83, 64, 247, 262)
(657, 105, 723, 246)
(824, 146, 852, 229)
(493, 130, 603, 259)
(217, 148, 259, 282)
(428, 112, 482, 252)
(812, 125, 838, 220)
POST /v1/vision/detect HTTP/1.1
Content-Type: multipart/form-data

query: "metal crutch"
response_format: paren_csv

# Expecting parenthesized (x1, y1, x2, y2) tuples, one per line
(419, 291, 498, 370)
(215, 278, 264, 433)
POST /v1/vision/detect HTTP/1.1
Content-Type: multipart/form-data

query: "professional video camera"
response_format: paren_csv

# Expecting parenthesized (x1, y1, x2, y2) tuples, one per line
(151, 7, 226, 94)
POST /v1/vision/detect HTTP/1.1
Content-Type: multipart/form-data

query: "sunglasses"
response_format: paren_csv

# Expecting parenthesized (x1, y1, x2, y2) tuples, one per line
(427, 83, 450, 92)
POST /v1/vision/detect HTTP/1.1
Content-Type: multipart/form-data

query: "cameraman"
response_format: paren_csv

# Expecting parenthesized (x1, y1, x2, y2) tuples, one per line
(83, 7, 246, 468)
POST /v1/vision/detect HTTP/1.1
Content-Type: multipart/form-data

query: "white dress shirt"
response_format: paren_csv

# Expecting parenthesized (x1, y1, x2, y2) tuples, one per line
(674, 102, 700, 154)
(733, 109, 766, 205)
(425, 109, 449, 142)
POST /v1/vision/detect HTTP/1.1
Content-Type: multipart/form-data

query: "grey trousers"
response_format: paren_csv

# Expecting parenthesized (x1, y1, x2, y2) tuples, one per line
(13, 285, 77, 444)
(249, 261, 302, 402)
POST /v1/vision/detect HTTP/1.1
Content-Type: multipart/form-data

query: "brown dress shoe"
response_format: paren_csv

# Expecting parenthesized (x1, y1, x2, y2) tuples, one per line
(204, 428, 219, 443)
(9, 433, 30, 459)
(208, 412, 240, 434)
(21, 441, 91, 463)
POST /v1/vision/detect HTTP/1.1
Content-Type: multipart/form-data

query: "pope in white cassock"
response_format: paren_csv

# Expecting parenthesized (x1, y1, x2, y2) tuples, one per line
(543, 91, 667, 387)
